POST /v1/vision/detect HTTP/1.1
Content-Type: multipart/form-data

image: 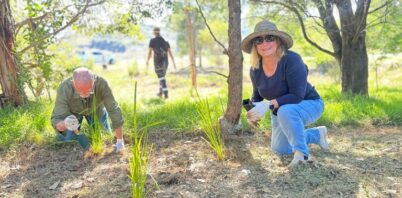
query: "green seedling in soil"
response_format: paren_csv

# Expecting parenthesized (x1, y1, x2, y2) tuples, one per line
(129, 81, 159, 198)
(195, 93, 225, 161)
(89, 94, 103, 154)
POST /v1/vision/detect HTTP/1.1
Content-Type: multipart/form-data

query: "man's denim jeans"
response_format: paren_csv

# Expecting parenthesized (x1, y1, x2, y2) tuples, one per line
(57, 108, 112, 149)
(270, 99, 324, 157)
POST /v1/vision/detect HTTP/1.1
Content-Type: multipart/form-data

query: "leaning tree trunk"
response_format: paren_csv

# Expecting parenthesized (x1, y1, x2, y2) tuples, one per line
(219, 0, 243, 135)
(0, 0, 24, 106)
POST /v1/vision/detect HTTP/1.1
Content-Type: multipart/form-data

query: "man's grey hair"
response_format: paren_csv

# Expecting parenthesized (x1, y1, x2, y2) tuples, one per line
(72, 67, 94, 84)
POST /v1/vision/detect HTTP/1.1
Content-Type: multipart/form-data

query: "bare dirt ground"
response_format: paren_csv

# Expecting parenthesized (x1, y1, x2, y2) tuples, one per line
(1, 126, 401, 198)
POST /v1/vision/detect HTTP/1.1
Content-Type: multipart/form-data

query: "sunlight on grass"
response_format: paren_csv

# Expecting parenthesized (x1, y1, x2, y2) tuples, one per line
(0, 100, 53, 151)
(121, 98, 199, 133)
(0, 64, 401, 152)
(316, 84, 402, 127)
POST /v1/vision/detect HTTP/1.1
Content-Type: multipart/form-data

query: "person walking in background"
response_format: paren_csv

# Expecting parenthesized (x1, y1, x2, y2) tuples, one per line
(146, 27, 177, 99)
(51, 67, 125, 153)
(241, 20, 329, 167)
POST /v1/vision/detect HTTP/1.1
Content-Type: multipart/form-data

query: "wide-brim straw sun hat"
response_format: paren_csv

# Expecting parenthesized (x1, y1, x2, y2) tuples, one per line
(241, 20, 293, 53)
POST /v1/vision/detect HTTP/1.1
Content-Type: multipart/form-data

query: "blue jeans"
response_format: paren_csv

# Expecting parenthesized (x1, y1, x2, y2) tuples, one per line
(57, 108, 112, 149)
(270, 99, 324, 157)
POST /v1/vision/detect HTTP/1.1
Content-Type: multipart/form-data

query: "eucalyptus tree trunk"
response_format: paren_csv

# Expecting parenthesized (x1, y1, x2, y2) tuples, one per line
(219, 0, 243, 135)
(336, 0, 369, 94)
(0, 0, 25, 106)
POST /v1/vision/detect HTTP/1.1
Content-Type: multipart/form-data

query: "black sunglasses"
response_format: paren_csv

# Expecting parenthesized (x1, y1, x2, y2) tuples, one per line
(253, 35, 276, 45)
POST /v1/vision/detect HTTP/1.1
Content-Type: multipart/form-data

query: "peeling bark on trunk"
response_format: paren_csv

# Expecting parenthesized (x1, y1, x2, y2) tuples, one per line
(219, 0, 243, 135)
(0, 0, 24, 106)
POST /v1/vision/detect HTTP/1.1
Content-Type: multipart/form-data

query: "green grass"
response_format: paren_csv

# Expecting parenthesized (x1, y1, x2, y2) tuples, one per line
(241, 84, 402, 130)
(317, 85, 402, 127)
(195, 95, 225, 160)
(121, 99, 200, 133)
(120, 93, 228, 134)
(128, 82, 154, 198)
(0, 84, 401, 152)
(0, 100, 54, 151)
(89, 95, 103, 154)
(0, 65, 401, 151)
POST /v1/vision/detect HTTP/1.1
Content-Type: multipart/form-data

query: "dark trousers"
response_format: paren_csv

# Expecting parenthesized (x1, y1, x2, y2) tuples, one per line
(154, 57, 169, 98)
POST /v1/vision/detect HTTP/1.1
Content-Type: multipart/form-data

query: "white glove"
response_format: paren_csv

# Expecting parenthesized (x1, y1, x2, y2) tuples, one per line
(247, 100, 271, 122)
(64, 115, 80, 131)
(115, 139, 125, 152)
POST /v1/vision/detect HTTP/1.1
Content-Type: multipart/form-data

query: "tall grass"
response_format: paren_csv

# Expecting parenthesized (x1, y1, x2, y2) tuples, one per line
(89, 95, 103, 154)
(129, 82, 153, 198)
(195, 95, 225, 161)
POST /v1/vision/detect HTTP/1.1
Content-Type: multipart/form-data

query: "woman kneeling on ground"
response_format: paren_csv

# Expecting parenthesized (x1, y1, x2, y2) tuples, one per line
(241, 20, 329, 167)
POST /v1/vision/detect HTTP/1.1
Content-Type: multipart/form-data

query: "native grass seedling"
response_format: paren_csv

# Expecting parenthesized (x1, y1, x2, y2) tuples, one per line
(129, 82, 160, 198)
(89, 94, 103, 154)
(195, 94, 225, 161)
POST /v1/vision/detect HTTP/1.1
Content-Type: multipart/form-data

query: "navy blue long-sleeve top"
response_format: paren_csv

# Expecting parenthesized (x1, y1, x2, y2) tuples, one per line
(250, 50, 320, 106)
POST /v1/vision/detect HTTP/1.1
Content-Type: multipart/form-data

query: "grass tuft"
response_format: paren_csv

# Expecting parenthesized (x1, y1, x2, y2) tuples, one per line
(195, 93, 225, 161)
(89, 95, 103, 154)
(129, 81, 154, 198)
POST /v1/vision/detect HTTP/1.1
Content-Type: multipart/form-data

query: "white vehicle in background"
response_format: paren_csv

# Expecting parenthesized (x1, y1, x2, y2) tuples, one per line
(77, 50, 115, 69)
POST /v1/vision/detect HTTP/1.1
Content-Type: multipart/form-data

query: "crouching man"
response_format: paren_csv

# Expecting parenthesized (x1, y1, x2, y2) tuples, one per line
(51, 67, 124, 152)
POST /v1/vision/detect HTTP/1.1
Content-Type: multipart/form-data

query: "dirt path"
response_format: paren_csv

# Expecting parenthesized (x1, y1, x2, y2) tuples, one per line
(1, 126, 401, 197)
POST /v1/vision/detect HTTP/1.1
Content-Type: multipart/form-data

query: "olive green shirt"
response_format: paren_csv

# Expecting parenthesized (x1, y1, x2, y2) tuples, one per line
(51, 75, 124, 130)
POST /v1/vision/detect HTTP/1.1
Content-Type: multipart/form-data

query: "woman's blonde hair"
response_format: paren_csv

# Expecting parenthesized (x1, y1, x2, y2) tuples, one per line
(250, 38, 286, 69)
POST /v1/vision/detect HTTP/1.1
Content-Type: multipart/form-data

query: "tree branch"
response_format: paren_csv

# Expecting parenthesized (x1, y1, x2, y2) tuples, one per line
(195, 0, 228, 55)
(365, 0, 393, 31)
(365, 10, 392, 30)
(20, 62, 39, 69)
(353, 0, 371, 43)
(311, 0, 343, 57)
(14, 3, 84, 32)
(254, 0, 335, 57)
(368, 0, 393, 14)
(200, 68, 228, 79)
(15, 13, 49, 34)
(17, 0, 106, 54)
(304, 11, 326, 27)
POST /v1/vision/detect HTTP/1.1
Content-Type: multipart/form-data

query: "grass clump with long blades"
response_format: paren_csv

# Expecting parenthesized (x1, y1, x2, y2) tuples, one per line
(129, 82, 154, 198)
(195, 94, 225, 161)
(89, 94, 103, 154)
